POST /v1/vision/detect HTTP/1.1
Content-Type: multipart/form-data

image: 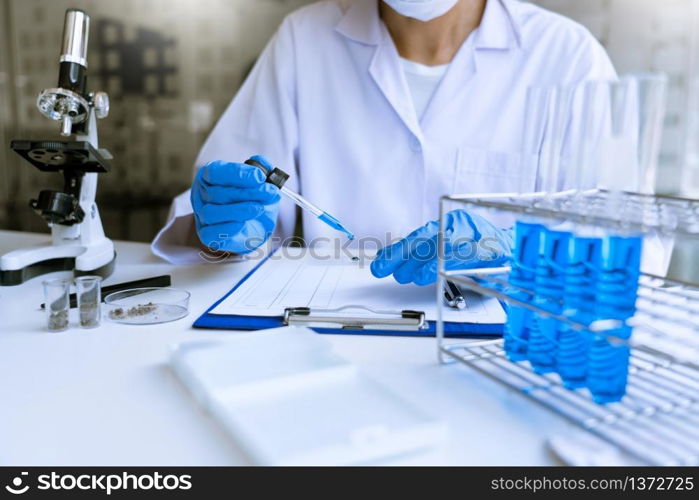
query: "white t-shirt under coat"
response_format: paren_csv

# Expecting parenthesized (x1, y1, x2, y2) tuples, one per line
(400, 57, 450, 120)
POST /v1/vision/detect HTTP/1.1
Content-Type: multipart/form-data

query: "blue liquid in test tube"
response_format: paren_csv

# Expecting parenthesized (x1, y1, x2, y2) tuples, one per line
(503, 221, 544, 361)
(527, 228, 572, 374)
(587, 234, 642, 403)
(557, 235, 601, 388)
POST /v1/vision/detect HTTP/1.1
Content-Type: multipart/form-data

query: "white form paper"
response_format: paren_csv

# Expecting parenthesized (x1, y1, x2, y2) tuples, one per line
(210, 248, 505, 324)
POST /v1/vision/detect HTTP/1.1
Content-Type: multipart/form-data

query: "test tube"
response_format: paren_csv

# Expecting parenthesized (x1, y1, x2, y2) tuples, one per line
(584, 75, 666, 195)
(572, 76, 665, 402)
(634, 73, 667, 195)
(75, 276, 101, 329)
(527, 86, 576, 373)
(556, 80, 613, 387)
(43, 278, 70, 332)
(504, 87, 553, 361)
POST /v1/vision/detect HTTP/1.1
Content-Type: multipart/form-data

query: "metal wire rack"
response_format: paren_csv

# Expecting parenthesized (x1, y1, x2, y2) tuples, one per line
(436, 190, 699, 466)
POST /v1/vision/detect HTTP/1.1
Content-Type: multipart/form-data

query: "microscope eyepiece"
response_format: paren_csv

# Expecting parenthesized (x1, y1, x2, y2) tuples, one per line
(51, 8, 91, 119)
(36, 8, 108, 135)
(59, 9, 89, 68)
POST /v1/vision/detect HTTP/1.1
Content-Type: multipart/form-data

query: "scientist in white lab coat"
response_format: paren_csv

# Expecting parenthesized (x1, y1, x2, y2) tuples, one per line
(152, 0, 619, 283)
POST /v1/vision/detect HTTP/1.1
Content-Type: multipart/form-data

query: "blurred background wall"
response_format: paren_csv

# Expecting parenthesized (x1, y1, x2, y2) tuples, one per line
(535, 0, 699, 197)
(0, 0, 698, 252)
(0, 0, 314, 242)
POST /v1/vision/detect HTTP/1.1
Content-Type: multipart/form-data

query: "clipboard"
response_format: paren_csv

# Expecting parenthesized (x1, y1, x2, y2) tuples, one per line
(193, 249, 504, 338)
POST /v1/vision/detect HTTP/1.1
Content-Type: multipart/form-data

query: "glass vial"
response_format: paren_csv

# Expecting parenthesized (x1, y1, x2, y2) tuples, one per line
(75, 276, 102, 329)
(43, 278, 71, 332)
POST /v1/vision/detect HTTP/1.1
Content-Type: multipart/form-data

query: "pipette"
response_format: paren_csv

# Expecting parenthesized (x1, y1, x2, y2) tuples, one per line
(244, 157, 354, 240)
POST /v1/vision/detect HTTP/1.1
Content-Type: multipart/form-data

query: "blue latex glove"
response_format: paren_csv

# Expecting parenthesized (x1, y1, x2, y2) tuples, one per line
(370, 210, 513, 286)
(191, 155, 280, 254)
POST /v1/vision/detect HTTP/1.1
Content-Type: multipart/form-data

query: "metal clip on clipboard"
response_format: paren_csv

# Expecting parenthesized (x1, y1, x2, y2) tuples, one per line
(284, 305, 427, 331)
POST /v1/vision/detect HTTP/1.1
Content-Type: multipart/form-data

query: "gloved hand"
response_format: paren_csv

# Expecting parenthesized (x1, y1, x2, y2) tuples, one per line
(370, 210, 513, 286)
(191, 155, 280, 254)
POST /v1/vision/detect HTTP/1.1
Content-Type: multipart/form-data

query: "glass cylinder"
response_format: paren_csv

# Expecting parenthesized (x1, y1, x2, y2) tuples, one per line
(577, 74, 667, 195)
(43, 278, 70, 332)
(75, 276, 102, 329)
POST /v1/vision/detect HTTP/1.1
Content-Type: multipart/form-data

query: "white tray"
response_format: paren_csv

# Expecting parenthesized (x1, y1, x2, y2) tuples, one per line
(170, 327, 445, 465)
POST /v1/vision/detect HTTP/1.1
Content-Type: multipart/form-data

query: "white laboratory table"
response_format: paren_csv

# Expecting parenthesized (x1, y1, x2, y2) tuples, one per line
(0, 230, 575, 466)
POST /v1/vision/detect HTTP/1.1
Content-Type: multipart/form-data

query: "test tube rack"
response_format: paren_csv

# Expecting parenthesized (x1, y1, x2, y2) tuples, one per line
(436, 190, 699, 466)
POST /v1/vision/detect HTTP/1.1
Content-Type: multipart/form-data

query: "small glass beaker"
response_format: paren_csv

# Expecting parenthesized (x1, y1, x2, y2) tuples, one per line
(75, 276, 102, 329)
(43, 278, 70, 332)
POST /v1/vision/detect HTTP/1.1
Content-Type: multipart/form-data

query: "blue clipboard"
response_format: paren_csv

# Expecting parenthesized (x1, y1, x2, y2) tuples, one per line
(193, 250, 504, 338)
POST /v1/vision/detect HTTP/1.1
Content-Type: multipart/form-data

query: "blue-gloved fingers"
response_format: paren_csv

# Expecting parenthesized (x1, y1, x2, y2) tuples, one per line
(371, 221, 437, 278)
(191, 182, 206, 217)
(412, 261, 438, 286)
(197, 182, 280, 205)
(192, 185, 266, 221)
(197, 202, 264, 225)
(233, 217, 275, 247)
(258, 203, 280, 233)
(412, 244, 506, 287)
(391, 236, 438, 284)
(370, 241, 408, 278)
(248, 155, 274, 173)
(196, 222, 245, 251)
(201, 161, 266, 187)
(391, 258, 421, 284)
(196, 221, 270, 255)
(191, 157, 280, 255)
(370, 209, 513, 286)
(449, 239, 482, 267)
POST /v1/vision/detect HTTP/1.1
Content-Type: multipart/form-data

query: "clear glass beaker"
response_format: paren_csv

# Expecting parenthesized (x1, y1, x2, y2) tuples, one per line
(43, 278, 70, 332)
(75, 276, 102, 329)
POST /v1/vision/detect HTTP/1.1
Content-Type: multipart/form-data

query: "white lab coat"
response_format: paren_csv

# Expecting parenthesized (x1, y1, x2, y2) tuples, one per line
(151, 0, 669, 273)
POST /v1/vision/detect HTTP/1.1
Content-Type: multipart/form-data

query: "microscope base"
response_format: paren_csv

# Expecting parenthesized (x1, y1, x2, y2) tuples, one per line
(0, 241, 116, 286)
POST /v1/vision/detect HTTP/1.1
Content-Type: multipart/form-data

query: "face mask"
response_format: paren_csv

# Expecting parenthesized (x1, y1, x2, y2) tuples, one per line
(382, 0, 459, 22)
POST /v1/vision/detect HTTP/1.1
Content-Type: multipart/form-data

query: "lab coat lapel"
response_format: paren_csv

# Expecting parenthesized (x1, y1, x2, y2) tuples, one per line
(420, 36, 477, 130)
(335, 0, 423, 140)
(369, 40, 423, 140)
(421, 0, 521, 130)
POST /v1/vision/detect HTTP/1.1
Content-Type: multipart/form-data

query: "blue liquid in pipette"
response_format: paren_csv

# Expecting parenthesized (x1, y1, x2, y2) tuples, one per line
(319, 212, 354, 240)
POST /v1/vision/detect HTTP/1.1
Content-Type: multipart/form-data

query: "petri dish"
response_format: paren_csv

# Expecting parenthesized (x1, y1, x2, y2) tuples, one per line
(104, 287, 190, 325)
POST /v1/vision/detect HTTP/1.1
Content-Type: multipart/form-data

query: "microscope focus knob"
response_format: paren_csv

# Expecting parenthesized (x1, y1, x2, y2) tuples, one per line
(93, 92, 110, 119)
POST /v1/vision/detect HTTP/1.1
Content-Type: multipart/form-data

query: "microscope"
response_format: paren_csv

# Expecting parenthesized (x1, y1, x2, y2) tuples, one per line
(0, 9, 116, 286)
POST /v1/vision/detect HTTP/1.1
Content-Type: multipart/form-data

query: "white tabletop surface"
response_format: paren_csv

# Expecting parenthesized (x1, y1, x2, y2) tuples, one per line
(0, 230, 576, 465)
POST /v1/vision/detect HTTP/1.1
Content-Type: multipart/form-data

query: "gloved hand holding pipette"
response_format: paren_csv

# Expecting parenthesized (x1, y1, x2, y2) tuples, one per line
(371, 210, 513, 286)
(192, 156, 281, 254)
(192, 155, 353, 254)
